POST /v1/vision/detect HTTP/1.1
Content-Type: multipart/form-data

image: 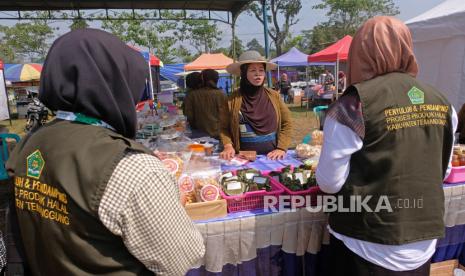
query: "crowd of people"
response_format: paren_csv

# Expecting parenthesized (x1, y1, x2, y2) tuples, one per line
(0, 15, 459, 276)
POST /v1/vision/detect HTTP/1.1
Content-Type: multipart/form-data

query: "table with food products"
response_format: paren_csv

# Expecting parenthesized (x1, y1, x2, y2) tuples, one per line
(135, 106, 465, 275)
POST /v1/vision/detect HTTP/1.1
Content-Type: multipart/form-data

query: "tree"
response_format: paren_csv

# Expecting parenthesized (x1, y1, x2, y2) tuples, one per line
(175, 46, 195, 63)
(101, 12, 146, 46)
(179, 19, 223, 54)
(282, 34, 305, 53)
(305, 0, 399, 52)
(101, 11, 183, 63)
(313, 0, 399, 35)
(216, 35, 244, 58)
(70, 18, 89, 30)
(246, 38, 265, 56)
(248, 0, 302, 56)
(0, 20, 55, 63)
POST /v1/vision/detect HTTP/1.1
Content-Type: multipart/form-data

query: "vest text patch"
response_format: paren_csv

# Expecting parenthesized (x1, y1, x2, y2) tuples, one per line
(384, 104, 449, 131)
(14, 176, 70, 225)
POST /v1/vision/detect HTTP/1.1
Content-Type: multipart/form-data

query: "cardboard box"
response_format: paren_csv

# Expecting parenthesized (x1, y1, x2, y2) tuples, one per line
(430, 259, 465, 276)
(185, 199, 227, 221)
(293, 95, 302, 105)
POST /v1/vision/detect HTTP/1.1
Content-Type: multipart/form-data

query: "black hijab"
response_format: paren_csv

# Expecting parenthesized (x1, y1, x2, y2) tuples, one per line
(239, 63, 277, 135)
(201, 69, 219, 89)
(39, 28, 148, 139)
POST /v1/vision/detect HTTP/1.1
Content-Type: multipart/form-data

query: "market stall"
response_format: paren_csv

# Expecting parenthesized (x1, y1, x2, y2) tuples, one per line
(134, 107, 465, 275)
(185, 177, 465, 275)
(307, 35, 352, 100)
(270, 47, 311, 105)
(184, 53, 233, 71)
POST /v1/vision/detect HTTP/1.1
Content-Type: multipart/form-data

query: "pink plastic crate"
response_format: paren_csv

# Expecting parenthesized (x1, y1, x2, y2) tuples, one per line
(279, 183, 321, 207)
(265, 169, 322, 208)
(219, 176, 284, 213)
(445, 166, 465, 183)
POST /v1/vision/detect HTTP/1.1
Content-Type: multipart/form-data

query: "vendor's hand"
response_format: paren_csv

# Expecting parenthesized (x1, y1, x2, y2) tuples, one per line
(220, 144, 235, 160)
(267, 149, 286, 160)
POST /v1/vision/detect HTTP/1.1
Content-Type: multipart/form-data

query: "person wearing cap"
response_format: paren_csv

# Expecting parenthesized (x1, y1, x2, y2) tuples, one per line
(220, 50, 292, 160)
(184, 69, 227, 139)
(6, 29, 205, 276)
(316, 16, 456, 275)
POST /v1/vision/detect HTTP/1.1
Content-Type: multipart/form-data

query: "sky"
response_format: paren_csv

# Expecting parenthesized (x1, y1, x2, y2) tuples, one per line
(226, 0, 447, 48)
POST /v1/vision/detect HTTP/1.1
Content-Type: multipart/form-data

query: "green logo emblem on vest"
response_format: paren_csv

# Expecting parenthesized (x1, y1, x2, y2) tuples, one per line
(407, 86, 425, 104)
(26, 150, 45, 179)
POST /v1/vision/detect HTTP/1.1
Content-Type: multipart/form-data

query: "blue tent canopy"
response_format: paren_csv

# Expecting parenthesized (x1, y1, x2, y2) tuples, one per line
(271, 47, 310, 67)
(160, 64, 232, 94)
(160, 63, 185, 83)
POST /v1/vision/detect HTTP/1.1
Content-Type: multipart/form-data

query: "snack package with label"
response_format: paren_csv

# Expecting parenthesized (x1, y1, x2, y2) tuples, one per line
(154, 141, 192, 180)
(269, 164, 318, 191)
(180, 157, 222, 204)
(220, 169, 271, 196)
(296, 143, 321, 159)
(311, 130, 324, 146)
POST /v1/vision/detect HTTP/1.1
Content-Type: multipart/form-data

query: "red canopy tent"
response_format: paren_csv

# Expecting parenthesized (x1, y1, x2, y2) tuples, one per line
(184, 53, 233, 71)
(307, 35, 353, 63)
(307, 35, 353, 100)
(128, 45, 161, 66)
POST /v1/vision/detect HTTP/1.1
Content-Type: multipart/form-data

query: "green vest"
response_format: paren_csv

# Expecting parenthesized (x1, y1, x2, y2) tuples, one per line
(329, 73, 453, 245)
(6, 120, 154, 275)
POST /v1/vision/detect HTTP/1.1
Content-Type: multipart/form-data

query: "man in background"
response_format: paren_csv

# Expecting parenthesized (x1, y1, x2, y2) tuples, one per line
(277, 73, 291, 103)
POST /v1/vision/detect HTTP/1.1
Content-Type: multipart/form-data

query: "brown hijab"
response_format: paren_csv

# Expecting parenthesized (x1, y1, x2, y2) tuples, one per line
(347, 16, 418, 86)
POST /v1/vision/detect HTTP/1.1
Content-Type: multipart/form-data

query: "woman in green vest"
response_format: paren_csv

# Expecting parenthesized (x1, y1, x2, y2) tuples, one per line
(7, 29, 205, 276)
(315, 16, 457, 275)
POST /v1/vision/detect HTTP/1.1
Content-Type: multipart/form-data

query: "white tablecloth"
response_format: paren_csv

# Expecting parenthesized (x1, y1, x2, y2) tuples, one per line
(194, 183, 465, 273)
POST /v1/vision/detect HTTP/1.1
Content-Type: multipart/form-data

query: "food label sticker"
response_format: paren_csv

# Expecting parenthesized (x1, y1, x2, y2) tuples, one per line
(162, 159, 179, 174)
(200, 185, 219, 202)
(227, 181, 242, 191)
(178, 176, 194, 193)
(245, 173, 255, 180)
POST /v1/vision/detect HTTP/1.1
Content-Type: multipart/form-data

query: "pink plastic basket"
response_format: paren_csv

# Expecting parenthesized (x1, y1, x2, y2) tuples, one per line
(220, 176, 284, 213)
(445, 166, 465, 183)
(265, 168, 322, 208)
(278, 183, 321, 207)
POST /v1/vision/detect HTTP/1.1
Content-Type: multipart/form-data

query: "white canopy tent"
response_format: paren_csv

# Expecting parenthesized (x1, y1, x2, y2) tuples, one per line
(406, 0, 465, 110)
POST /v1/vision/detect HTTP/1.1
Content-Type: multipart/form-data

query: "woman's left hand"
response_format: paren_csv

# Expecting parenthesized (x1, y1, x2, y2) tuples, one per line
(267, 149, 286, 160)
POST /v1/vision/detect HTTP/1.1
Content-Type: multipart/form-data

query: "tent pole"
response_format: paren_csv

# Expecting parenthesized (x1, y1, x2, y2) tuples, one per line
(306, 65, 309, 109)
(148, 61, 155, 101)
(262, 0, 272, 87)
(277, 64, 280, 85)
(335, 56, 339, 100)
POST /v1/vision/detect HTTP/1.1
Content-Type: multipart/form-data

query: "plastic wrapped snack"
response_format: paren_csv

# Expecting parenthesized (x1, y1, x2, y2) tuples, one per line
(311, 130, 324, 146)
(296, 144, 321, 159)
(180, 157, 222, 204)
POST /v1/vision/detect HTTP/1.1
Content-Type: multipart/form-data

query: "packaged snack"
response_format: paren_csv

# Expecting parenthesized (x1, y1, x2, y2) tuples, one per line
(276, 165, 318, 191)
(296, 143, 321, 159)
(311, 130, 324, 146)
(182, 157, 222, 203)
